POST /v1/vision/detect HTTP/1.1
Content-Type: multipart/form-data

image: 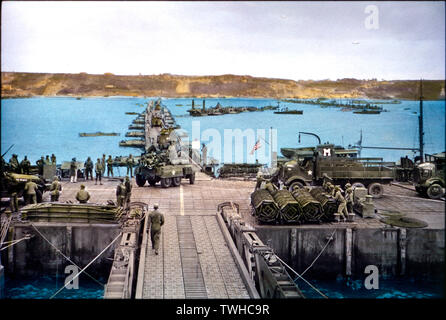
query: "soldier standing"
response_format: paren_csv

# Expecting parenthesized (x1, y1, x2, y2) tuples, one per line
(334, 186, 347, 222)
(51, 154, 56, 165)
(36, 156, 44, 175)
(70, 158, 77, 183)
(95, 158, 103, 185)
(24, 179, 38, 204)
(20, 156, 31, 175)
(10, 192, 19, 213)
(75, 184, 90, 203)
(44, 155, 51, 165)
(50, 176, 62, 202)
(106, 155, 114, 177)
(101, 154, 106, 176)
(84, 157, 93, 180)
(148, 204, 164, 255)
(126, 154, 135, 178)
(116, 179, 126, 207)
(9, 154, 20, 173)
(124, 176, 132, 207)
(345, 184, 353, 214)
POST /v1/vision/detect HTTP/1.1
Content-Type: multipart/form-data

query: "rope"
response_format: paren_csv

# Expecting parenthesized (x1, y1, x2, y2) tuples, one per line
(31, 224, 105, 288)
(298, 229, 337, 277)
(50, 232, 122, 299)
(0, 235, 31, 251)
(273, 254, 329, 299)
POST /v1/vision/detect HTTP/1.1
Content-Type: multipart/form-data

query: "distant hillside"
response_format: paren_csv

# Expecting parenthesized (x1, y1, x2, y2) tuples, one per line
(1, 72, 445, 100)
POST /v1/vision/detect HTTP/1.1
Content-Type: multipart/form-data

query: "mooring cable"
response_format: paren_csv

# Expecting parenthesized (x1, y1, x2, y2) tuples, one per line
(50, 232, 122, 299)
(274, 254, 329, 299)
(31, 224, 105, 288)
(298, 229, 337, 277)
(0, 236, 31, 251)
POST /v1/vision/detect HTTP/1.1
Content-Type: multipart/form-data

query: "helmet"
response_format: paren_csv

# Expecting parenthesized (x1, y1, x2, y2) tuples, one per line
(345, 183, 352, 189)
(153, 203, 159, 209)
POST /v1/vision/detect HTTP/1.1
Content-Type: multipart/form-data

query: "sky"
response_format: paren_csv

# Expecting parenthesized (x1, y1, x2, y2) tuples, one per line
(1, 1, 445, 80)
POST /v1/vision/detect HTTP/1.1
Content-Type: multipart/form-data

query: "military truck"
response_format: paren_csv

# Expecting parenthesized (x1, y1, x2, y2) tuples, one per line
(276, 143, 394, 198)
(134, 150, 195, 188)
(413, 152, 445, 199)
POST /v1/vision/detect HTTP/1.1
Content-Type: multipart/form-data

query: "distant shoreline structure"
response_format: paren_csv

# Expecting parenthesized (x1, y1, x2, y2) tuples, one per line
(2, 72, 445, 100)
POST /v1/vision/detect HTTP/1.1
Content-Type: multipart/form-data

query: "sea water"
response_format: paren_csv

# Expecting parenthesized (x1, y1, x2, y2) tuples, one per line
(1, 97, 444, 166)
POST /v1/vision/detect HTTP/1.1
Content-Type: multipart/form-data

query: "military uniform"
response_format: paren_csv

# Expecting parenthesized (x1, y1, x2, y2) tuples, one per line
(126, 155, 135, 178)
(124, 176, 132, 205)
(116, 181, 126, 207)
(106, 156, 114, 177)
(75, 186, 90, 203)
(149, 207, 164, 254)
(24, 180, 38, 204)
(9, 155, 20, 173)
(50, 177, 62, 202)
(95, 159, 103, 185)
(345, 187, 353, 213)
(84, 157, 93, 180)
(334, 188, 348, 221)
(70, 158, 77, 183)
(101, 155, 106, 175)
(10, 192, 19, 213)
(44, 156, 51, 165)
(36, 157, 44, 175)
(20, 157, 31, 175)
(51, 154, 56, 165)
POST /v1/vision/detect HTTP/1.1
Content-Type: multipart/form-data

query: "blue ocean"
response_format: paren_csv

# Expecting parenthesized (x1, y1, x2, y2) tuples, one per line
(1, 97, 444, 166)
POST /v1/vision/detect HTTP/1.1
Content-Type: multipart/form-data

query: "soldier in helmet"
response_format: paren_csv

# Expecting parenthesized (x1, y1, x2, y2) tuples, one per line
(148, 204, 164, 255)
(84, 157, 93, 180)
(50, 176, 62, 202)
(36, 156, 45, 175)
(70, 158, 78, 183)
(24, 178, 38, 204)
(20, 156, 31, 175)
(124, 176, 132, 207)
(9, 154, 20, 173)
(75, 184, 90, 203)
(51, 154, 57, 165)
(334, 186, 347, 222)
(126, 154, 135, 178)
(106, 155, 114, 177)
(345, 185, 353, 214)
(101, 154, 106, 176)
(95, 158, 103, 185)
(116, 179, 126, 208)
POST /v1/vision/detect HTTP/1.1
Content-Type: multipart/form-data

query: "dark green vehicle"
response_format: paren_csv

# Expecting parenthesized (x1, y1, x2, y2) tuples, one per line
(0, 171, 47, 203)
(413, 152, 445, 199)
(276, 143, 394, 198)
(134, 151, 195, 188)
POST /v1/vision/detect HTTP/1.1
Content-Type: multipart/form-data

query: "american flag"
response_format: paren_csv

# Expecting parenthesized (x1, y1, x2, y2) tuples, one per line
(250, 139, 261, 155)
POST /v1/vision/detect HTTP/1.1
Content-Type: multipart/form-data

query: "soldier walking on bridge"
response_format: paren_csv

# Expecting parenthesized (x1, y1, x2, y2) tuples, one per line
(50, 176, 62, 202)
(75, 184, 90, 203)
(116, 179, 126, 208)
(24, 178, 38, 204)
(148, 204, 164, 255)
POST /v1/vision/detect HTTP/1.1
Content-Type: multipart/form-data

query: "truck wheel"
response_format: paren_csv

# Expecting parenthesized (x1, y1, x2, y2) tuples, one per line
(161, 177, 172, 188)
(368, 183, 384, 198)
(189, 173, 195, 185)
(288, 181, 304, 191)
(148, 178, 157, 187)
(172, 177, 181, 187)
(426, 184, 444, 199)
(352, 182, 365, 189)
(135, 174, 146, 187)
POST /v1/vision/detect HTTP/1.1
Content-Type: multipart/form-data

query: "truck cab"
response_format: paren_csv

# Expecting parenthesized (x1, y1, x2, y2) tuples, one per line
(413, 152, 445, 199)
